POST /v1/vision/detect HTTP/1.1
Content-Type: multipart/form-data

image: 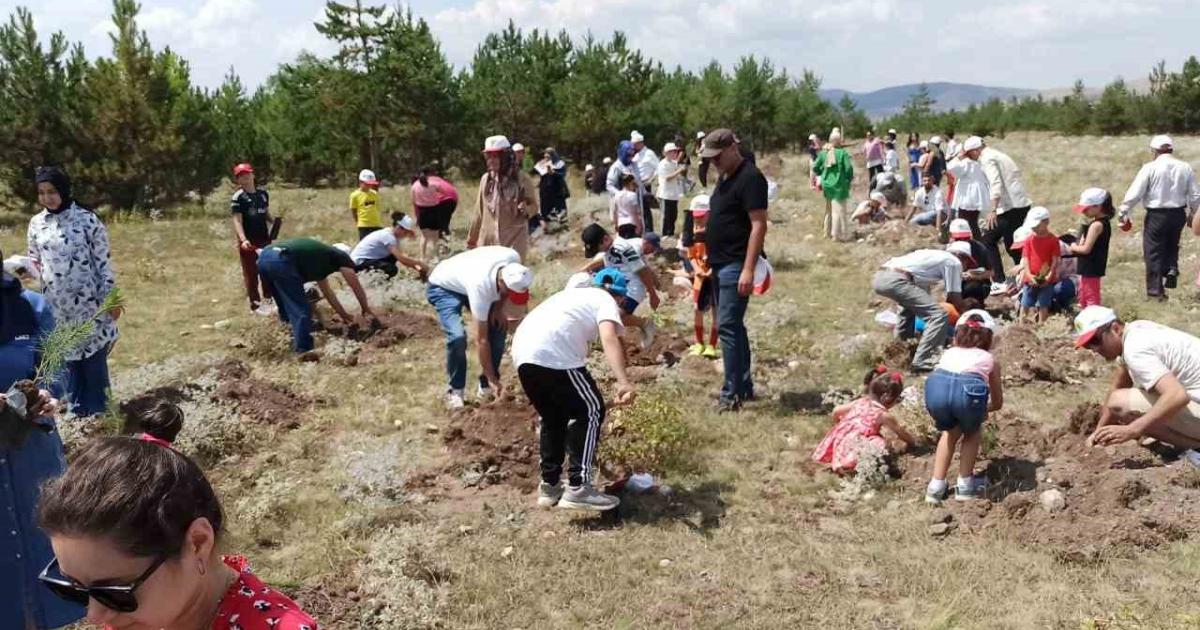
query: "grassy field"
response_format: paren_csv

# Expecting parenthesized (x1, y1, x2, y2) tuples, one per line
(6, 132, 1200, 629)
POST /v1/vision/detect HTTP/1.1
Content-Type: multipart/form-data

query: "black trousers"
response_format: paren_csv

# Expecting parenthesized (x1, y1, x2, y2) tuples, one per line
(681, 211, 695, 247)
(698, 158, 711, 188)
(354, 255, 398, 279)
(661, 199, 679, 236)
(962, 280, 990, 303)
(518, 363, 605, 487)
(640, 192, 656, 233)
(981, 206, 1030, 282)
(956, 209, 983, 241)
(1144, 207, 1186, 295)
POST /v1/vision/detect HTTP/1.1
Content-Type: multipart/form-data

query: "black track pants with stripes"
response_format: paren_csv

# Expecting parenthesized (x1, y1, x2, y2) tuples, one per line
(518, 363, 606, 487)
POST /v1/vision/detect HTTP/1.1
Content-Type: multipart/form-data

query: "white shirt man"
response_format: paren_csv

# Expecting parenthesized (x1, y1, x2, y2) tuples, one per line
(630, 131, 660, 189)
(882, 249, 964, 293)
(1119, 135, 1200, 297)
(980, 145, 1031, 213)
(908, 182, 948, 226)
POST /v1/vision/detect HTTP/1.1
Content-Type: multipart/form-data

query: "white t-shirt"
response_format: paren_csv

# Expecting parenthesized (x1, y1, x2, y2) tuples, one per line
(427, 246, 520, 322)
(612, 190, 641, 227)
(913, 186, 947, 215)
(599, 237, 648, 304)
(884, 149, 900, 173)
(882, 249, 963, 293)
(512, 287, 625, 370)
(350, 228, 398, 264)
(1122, 320, 1200, 402)
(656, 159, 684, 201)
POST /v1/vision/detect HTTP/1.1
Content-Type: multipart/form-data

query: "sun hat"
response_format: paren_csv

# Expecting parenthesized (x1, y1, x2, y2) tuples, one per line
(688, 194, 711, 214)
(663, 142, 679, 154)
(957, 309, 997, 331)
(232, 163, 253, 177)
(948, 218, 973, 240)
(1025, 206, 1051, 226)
(946, 241, 973, 258)
(930, 135, 943, 145)
(511, 142, 525, 153)
(483, 135, 511, 153)
(630, 131, 644, 143)
(1074, 305, 1118, 348)
(1009, 225, 1033, 250)
(593, 268, 628, 296)
(1074, 187, 1108, 213)
(888, 128, 897, 135)
(963, 136, 984, 152)
(500, 263, 533, 305)
(700, 129, 736, 158)
(358, 169, 379, 186)
(696, 130, 706, 140)
(919, 140, 929, 149)
(1150, 135, 1173, 150)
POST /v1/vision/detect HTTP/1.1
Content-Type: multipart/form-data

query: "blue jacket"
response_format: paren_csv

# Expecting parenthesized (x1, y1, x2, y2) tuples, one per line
(0, 284, 85, 629)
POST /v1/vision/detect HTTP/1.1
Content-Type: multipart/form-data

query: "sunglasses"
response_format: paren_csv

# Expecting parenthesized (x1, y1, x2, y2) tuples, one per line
(39, 555, 166, 613)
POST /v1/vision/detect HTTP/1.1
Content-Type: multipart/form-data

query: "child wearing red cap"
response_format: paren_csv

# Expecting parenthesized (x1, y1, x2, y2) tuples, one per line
(229, 163, 276, 314)
(813, 367, 917, 473)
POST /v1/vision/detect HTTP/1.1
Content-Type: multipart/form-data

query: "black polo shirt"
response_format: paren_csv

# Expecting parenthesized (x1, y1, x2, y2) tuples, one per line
(707, 158, 768, 266)
(231, 188, 271, 244)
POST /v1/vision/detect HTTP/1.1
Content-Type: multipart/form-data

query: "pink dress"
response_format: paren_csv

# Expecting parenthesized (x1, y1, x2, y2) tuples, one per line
(812, 397, 887, 472)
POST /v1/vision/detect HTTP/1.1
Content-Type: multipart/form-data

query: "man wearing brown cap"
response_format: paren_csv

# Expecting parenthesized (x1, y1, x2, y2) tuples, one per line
(699, 129, 769, 411)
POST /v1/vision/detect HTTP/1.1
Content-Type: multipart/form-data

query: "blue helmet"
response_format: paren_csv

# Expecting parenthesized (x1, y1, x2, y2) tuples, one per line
(592, 268, 628, 296)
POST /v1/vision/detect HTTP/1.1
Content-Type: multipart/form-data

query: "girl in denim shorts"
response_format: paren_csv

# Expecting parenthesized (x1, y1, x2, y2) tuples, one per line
(924, 309, 1005, 504)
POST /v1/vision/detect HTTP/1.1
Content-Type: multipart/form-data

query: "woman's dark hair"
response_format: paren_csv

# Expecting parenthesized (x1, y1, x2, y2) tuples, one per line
(136, 401, 185, 443)
(1098, 191, 1116, 220)
(581, 223, 609, 258)
(39, 437, 223, 558)
(391, 211, 407, 224)
(953, 314, 994, 351)
(863, 366, 904, 401)
(413, 171, 429, 187)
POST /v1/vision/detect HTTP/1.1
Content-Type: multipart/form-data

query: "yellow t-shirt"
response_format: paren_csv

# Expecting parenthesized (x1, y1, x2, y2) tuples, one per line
(349, 188, 384, 229)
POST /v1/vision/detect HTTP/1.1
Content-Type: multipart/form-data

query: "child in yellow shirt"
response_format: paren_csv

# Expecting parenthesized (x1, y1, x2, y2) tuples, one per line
(350, 169, 385, 239)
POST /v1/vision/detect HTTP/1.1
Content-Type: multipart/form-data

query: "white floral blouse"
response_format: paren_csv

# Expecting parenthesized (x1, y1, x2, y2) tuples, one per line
(26, 203, 119, 361)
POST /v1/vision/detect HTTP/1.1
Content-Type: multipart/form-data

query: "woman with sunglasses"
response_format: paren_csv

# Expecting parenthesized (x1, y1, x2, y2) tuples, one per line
(37, 437, 319, 629)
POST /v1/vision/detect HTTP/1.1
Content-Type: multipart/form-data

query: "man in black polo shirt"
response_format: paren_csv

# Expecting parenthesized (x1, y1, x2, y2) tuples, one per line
(699, 129, 769, 411)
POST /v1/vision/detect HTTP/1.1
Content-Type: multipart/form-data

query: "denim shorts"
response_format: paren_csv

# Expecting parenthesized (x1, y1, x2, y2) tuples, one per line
(924, 369, 990, 433)
(620, 296, 640, 314)
(1021, 284, 1054, 308)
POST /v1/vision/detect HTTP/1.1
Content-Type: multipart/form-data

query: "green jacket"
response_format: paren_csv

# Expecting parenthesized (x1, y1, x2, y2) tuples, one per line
(812, 148, 854, 201)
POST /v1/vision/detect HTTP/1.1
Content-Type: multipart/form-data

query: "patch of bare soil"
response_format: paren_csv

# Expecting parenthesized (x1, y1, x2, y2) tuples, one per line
(211, 359, 312, 428)
(627, 332, 691, 368)
(897, 409, 1200, 550)
(433, 397, 542, 493)
(323, 310, 441, 348)
(994, 322, 1097, 385)
(875, 338, 918, 371)
(291, 579, 366, 628)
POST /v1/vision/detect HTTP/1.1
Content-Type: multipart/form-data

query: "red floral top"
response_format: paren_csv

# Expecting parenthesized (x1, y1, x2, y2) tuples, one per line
(214, 556, 318, 630)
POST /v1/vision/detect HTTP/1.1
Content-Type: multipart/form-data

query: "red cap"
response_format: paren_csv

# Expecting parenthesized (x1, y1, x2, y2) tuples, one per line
(508, 290, 530, 306)
(233, 163, 254, 177)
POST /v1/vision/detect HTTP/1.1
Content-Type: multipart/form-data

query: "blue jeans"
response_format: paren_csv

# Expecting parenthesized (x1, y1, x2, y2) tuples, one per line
(257, 247, 314, 352)
(909, 209, 947, 226)
(924, 369, 989, 433)
(1051, 279, 1076, 312)
(427, 284, 506, 391)
(62, 345, 110, 416)
(711, 262, 753, 404)
(1021, 284, 1054, 309)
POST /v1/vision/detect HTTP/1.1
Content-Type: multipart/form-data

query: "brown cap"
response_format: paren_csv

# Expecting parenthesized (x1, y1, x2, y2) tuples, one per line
(700, 128, 737, 158)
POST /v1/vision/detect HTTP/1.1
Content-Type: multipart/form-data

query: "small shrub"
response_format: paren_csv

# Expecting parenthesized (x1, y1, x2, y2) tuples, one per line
(599, 391, 700, 479)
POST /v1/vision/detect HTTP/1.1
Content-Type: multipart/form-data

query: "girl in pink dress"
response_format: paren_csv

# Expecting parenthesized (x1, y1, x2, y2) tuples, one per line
(813, 366, 917, 473)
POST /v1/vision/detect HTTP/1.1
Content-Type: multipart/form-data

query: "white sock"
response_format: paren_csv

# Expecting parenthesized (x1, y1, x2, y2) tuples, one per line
(927, 478, 947, 493)
(957, 476, 973, 487)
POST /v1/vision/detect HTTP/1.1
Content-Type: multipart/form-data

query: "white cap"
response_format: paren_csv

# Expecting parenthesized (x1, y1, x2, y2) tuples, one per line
(1074, 187, 1107, 212)
(946, 241, 973, 258)
(511, 142, 525, 152)
(808, 133, 818, 141)
(2, 254, 33, 277)
(696, 130, 706, 139)
(564, 271, 593, 291)
(829, 127, 843, 143)
(500, 263, 534, 304)
(919, 140, 929, 149)
(1150, 135, 1173, 150)
(585, 164, 594, 171)
(930, 135, 943, 145)
(688, 194, 711, 213)
(948, 218, 972, 239)
(332, 243, 352, 255)
(958, 309, 997, 331)
(869, 191, 887, 204)
(1074, 305, 1118, 348)
(358, 169, 378, 185)
(887, 128, 897, 135)
(1010, 225, 1033, 250)
(602, 157, 612, 164)
(663, 142, 679, 153)
(483, 135, 511, 152)
(753, 256, 773, 295)
(1025, 206, 1051, 226)
(395, 214, 416, 231)
(963, 136, 984, 152)
(630, 131, 644, 143)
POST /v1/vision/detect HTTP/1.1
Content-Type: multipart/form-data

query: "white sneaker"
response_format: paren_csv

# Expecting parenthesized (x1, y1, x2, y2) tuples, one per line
(476, 383, 494, 401)
(640, 320, 657, 350)
(444, 389, 465, 409)
(253, 303, 277, 317)
(989, 282, 1008, 296)
(1183, 449, 1200, 468)
(558, 484, 620, 511)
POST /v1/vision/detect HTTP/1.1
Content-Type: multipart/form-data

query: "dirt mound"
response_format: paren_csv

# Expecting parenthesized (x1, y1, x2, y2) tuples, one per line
(627, 333, 691, 368)
(898, 410, 1200, 549)
(995, 323, 1094, 385)
(876, 338, 918, 370)
(323, 310, 440, 349)
(437, 398, 541, 492)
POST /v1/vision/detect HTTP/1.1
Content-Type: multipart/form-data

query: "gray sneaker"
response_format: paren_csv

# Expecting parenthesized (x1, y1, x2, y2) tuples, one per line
(558, 484, 620, 511)
(955, 476, 988, 501)
(537, 482, 564, 508)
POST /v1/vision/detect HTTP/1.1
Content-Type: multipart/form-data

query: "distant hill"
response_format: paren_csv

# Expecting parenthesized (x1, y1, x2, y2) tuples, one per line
(820, 82, 1039, 118)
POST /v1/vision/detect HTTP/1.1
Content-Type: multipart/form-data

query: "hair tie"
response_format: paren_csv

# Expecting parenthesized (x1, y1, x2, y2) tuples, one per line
(138, 433, 173, 449)
(875, 365, 888, 375)
(890, 372, 903, 384)
(965, 320, 982, 328)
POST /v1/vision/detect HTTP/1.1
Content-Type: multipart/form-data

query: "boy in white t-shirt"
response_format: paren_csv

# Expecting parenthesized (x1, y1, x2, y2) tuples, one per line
(512, 268, 636, 511)
(610, 173, 643, 239)
(578, 223, 662, 348)
(349, 213, 429, 279)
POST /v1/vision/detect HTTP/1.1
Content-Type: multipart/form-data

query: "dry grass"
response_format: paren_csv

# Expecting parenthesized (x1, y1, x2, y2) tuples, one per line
(7, 132, 1200, 629)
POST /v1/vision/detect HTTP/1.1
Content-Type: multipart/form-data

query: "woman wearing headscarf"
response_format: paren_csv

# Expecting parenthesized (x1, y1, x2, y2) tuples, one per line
(0, 245, 86, 630)
(467, 136, 538, 259)
(26, 167, 122, 416)
(532, 147, 569, 234)
(811, 128, 855, 242)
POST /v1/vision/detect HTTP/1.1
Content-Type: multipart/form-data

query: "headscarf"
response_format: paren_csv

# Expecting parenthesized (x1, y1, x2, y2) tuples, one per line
(824, 128, 843, 168)
(35, 166, 73, 213)
(617, 141, 635, 167)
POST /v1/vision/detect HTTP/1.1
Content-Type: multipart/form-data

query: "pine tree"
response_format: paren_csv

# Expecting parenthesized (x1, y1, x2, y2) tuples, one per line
(315, 1, 389, 171)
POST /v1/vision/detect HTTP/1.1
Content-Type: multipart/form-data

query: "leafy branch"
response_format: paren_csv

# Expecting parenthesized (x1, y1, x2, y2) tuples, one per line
(33, 287, 124, 385)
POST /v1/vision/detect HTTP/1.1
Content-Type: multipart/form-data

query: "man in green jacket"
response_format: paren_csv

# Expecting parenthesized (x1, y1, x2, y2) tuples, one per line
(812, 127, 854, 241)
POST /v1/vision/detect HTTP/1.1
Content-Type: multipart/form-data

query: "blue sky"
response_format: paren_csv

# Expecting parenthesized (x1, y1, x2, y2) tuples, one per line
(4, 0, 1198, 92)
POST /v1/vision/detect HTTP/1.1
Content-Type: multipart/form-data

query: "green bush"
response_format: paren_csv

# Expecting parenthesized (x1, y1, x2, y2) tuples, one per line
(599, 391, 700, 479)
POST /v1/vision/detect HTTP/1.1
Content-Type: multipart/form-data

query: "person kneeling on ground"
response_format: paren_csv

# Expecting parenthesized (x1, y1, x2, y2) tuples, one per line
(852, 191, 889, 225)
(426, 246, 533, 409)
(947, 220, 993, 302)
(812, 366, 917, 474)
(257, 237, 376, 354)
(907, 173, 948, 229)
(349, 213, 429, 280)
(37, 437, 320, 629)
(873, 245, 973, 372)
(924, 310, 1004, 503)
(579, 223, 661, 348)
(1074, 306, 1200, 463)
(512, 268, 636, 512)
